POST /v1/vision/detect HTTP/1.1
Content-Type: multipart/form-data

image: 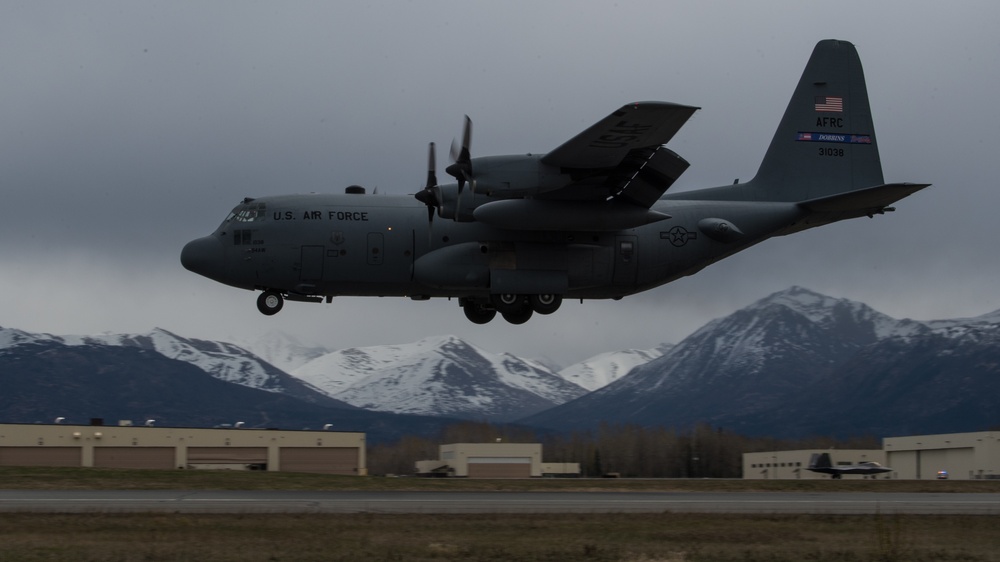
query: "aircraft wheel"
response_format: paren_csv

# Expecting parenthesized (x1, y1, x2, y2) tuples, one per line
(492, 293, 527, 315)
(256, 290, 284, 316)
(529, 294, 562, 315)
(501, 306, 533, 325)
(463, 302, 497, 324)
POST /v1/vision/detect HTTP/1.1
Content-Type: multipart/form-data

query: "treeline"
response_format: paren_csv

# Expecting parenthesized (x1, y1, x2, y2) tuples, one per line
(367, 421, 879, 478)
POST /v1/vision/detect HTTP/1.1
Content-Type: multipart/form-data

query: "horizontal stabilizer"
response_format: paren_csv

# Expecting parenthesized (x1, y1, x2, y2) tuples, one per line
(798, 183, 931, 214)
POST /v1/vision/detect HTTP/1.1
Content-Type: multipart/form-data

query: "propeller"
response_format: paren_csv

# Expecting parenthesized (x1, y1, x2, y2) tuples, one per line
(414, 142, 439, 227)
(446, 115, 474, 196)
(413, 115, 474, 231)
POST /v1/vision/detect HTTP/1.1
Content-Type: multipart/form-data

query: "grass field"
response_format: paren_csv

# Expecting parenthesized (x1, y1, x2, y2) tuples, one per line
(1, 512, 998, 561)
(1, 467, 998, 561)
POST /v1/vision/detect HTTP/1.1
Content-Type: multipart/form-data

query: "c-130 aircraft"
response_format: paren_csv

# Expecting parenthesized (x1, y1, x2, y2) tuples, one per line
(182, 40, 927, 324)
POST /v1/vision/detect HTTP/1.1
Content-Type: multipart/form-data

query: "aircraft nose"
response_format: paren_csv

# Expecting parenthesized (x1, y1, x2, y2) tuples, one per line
(181, 236, 225, 280)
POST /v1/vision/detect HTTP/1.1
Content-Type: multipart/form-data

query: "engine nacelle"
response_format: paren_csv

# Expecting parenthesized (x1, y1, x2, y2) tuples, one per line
(435, 184, 487, 222)
(469, 155, 568, 196)
(435, 154, 571, 221)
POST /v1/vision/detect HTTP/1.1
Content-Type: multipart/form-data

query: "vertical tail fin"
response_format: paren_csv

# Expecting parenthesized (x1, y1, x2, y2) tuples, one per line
(809, 452, 833, 469)
(750, 39, 884, 201)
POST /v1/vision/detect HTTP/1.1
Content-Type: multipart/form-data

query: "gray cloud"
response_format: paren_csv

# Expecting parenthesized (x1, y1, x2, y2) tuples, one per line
(2, 1, 998, 366)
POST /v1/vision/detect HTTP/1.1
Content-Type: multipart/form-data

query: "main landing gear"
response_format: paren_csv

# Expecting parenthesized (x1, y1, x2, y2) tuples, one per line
(461, 294, 563, 325)
(254, 289, 562, 325)
(256, 290, 284, 316)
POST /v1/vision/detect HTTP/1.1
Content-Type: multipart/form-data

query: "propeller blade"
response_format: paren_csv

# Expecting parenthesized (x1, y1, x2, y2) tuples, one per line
(426, 142, 437, 190)
(457, 114, 471, 164)
(446, 115, 473, 194)
(414, 141, 439, 244)
(449, 136, 460, 165)
(415, 142, 440, 207)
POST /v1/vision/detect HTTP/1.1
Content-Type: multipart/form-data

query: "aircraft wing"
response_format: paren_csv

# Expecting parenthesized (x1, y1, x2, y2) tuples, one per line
(541, 102, 698, 169)
(533, 102, 698, 208)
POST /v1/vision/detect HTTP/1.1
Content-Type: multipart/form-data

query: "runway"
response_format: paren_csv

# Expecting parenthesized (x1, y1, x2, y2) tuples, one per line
(1, 490, 998, 515)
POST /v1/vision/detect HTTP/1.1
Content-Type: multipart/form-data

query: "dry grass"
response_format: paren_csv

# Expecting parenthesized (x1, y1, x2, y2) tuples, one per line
(2, 468, 998, 560)
(0, 512, 998, 561)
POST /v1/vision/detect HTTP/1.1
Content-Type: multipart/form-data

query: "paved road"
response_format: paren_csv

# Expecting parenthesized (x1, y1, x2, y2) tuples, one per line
(1, 490, 998, 514)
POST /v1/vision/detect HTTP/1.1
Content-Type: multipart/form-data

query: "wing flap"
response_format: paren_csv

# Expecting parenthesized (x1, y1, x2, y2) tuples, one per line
(609, 147, 690, 207)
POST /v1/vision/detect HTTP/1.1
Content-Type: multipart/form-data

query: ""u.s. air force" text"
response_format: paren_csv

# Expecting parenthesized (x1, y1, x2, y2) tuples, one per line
(273, 210, 369, 221)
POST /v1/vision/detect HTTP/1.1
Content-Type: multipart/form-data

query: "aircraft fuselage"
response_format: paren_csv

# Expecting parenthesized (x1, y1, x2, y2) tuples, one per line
(183, 190, 803, 302)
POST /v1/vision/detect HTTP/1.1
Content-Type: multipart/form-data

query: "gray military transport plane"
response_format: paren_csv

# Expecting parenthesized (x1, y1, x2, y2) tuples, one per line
(181, 39, 928, 324)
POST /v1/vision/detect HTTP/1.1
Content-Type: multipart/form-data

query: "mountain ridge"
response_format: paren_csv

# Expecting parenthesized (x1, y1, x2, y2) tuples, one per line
(520, 286, 1000, 438)
(5, 286, 998, 438)
(292, 335, 588, 421)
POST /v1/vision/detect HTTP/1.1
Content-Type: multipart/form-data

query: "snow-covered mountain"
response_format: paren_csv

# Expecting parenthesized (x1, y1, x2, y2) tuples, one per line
(0, 327, 343, 407)
(523, 286, 1000, 438)
(239, 331, 334, 373)
(293, 335, 588, 421)
(0, 327, 466, 440)
(1, 326, 658, 421)
(557, 345, 671, 391)
(5, 285, 1000, 438)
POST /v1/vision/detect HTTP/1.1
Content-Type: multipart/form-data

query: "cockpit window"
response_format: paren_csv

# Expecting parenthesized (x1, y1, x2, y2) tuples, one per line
(226, 201, 267, 223)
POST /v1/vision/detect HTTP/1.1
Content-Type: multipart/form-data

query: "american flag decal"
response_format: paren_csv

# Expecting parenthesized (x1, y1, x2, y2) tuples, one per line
(815, 96, 843, 112)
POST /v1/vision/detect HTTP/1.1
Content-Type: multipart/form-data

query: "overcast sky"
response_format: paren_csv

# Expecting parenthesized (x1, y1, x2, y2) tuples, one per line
(2, 1, 998, 366)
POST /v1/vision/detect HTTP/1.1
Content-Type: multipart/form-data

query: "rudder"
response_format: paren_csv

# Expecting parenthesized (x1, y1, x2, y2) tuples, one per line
(809, 452, 833, 469)
(749, 39, 884, 201)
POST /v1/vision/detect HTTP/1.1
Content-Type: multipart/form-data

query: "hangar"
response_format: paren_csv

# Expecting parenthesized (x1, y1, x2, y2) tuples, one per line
(743, 431, 1000, 480)
(415, 443, 580, 478)
(743, 449, 886, 480)
(884, 431, 1000, 480)
(0, 422, 366, 475)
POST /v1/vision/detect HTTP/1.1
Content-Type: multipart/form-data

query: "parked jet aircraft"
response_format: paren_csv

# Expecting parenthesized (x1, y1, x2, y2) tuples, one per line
(807, 452, 893, 479)
(182, 39, 928, 324)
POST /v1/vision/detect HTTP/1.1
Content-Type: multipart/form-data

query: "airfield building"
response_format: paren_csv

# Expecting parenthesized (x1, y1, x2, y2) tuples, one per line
(0, 422, 366, 475)
(743, 449, 886, 480)
(883, 431, 1000, 480)
(415, 442, 580, 478)
(743, 431, 1000, 480)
